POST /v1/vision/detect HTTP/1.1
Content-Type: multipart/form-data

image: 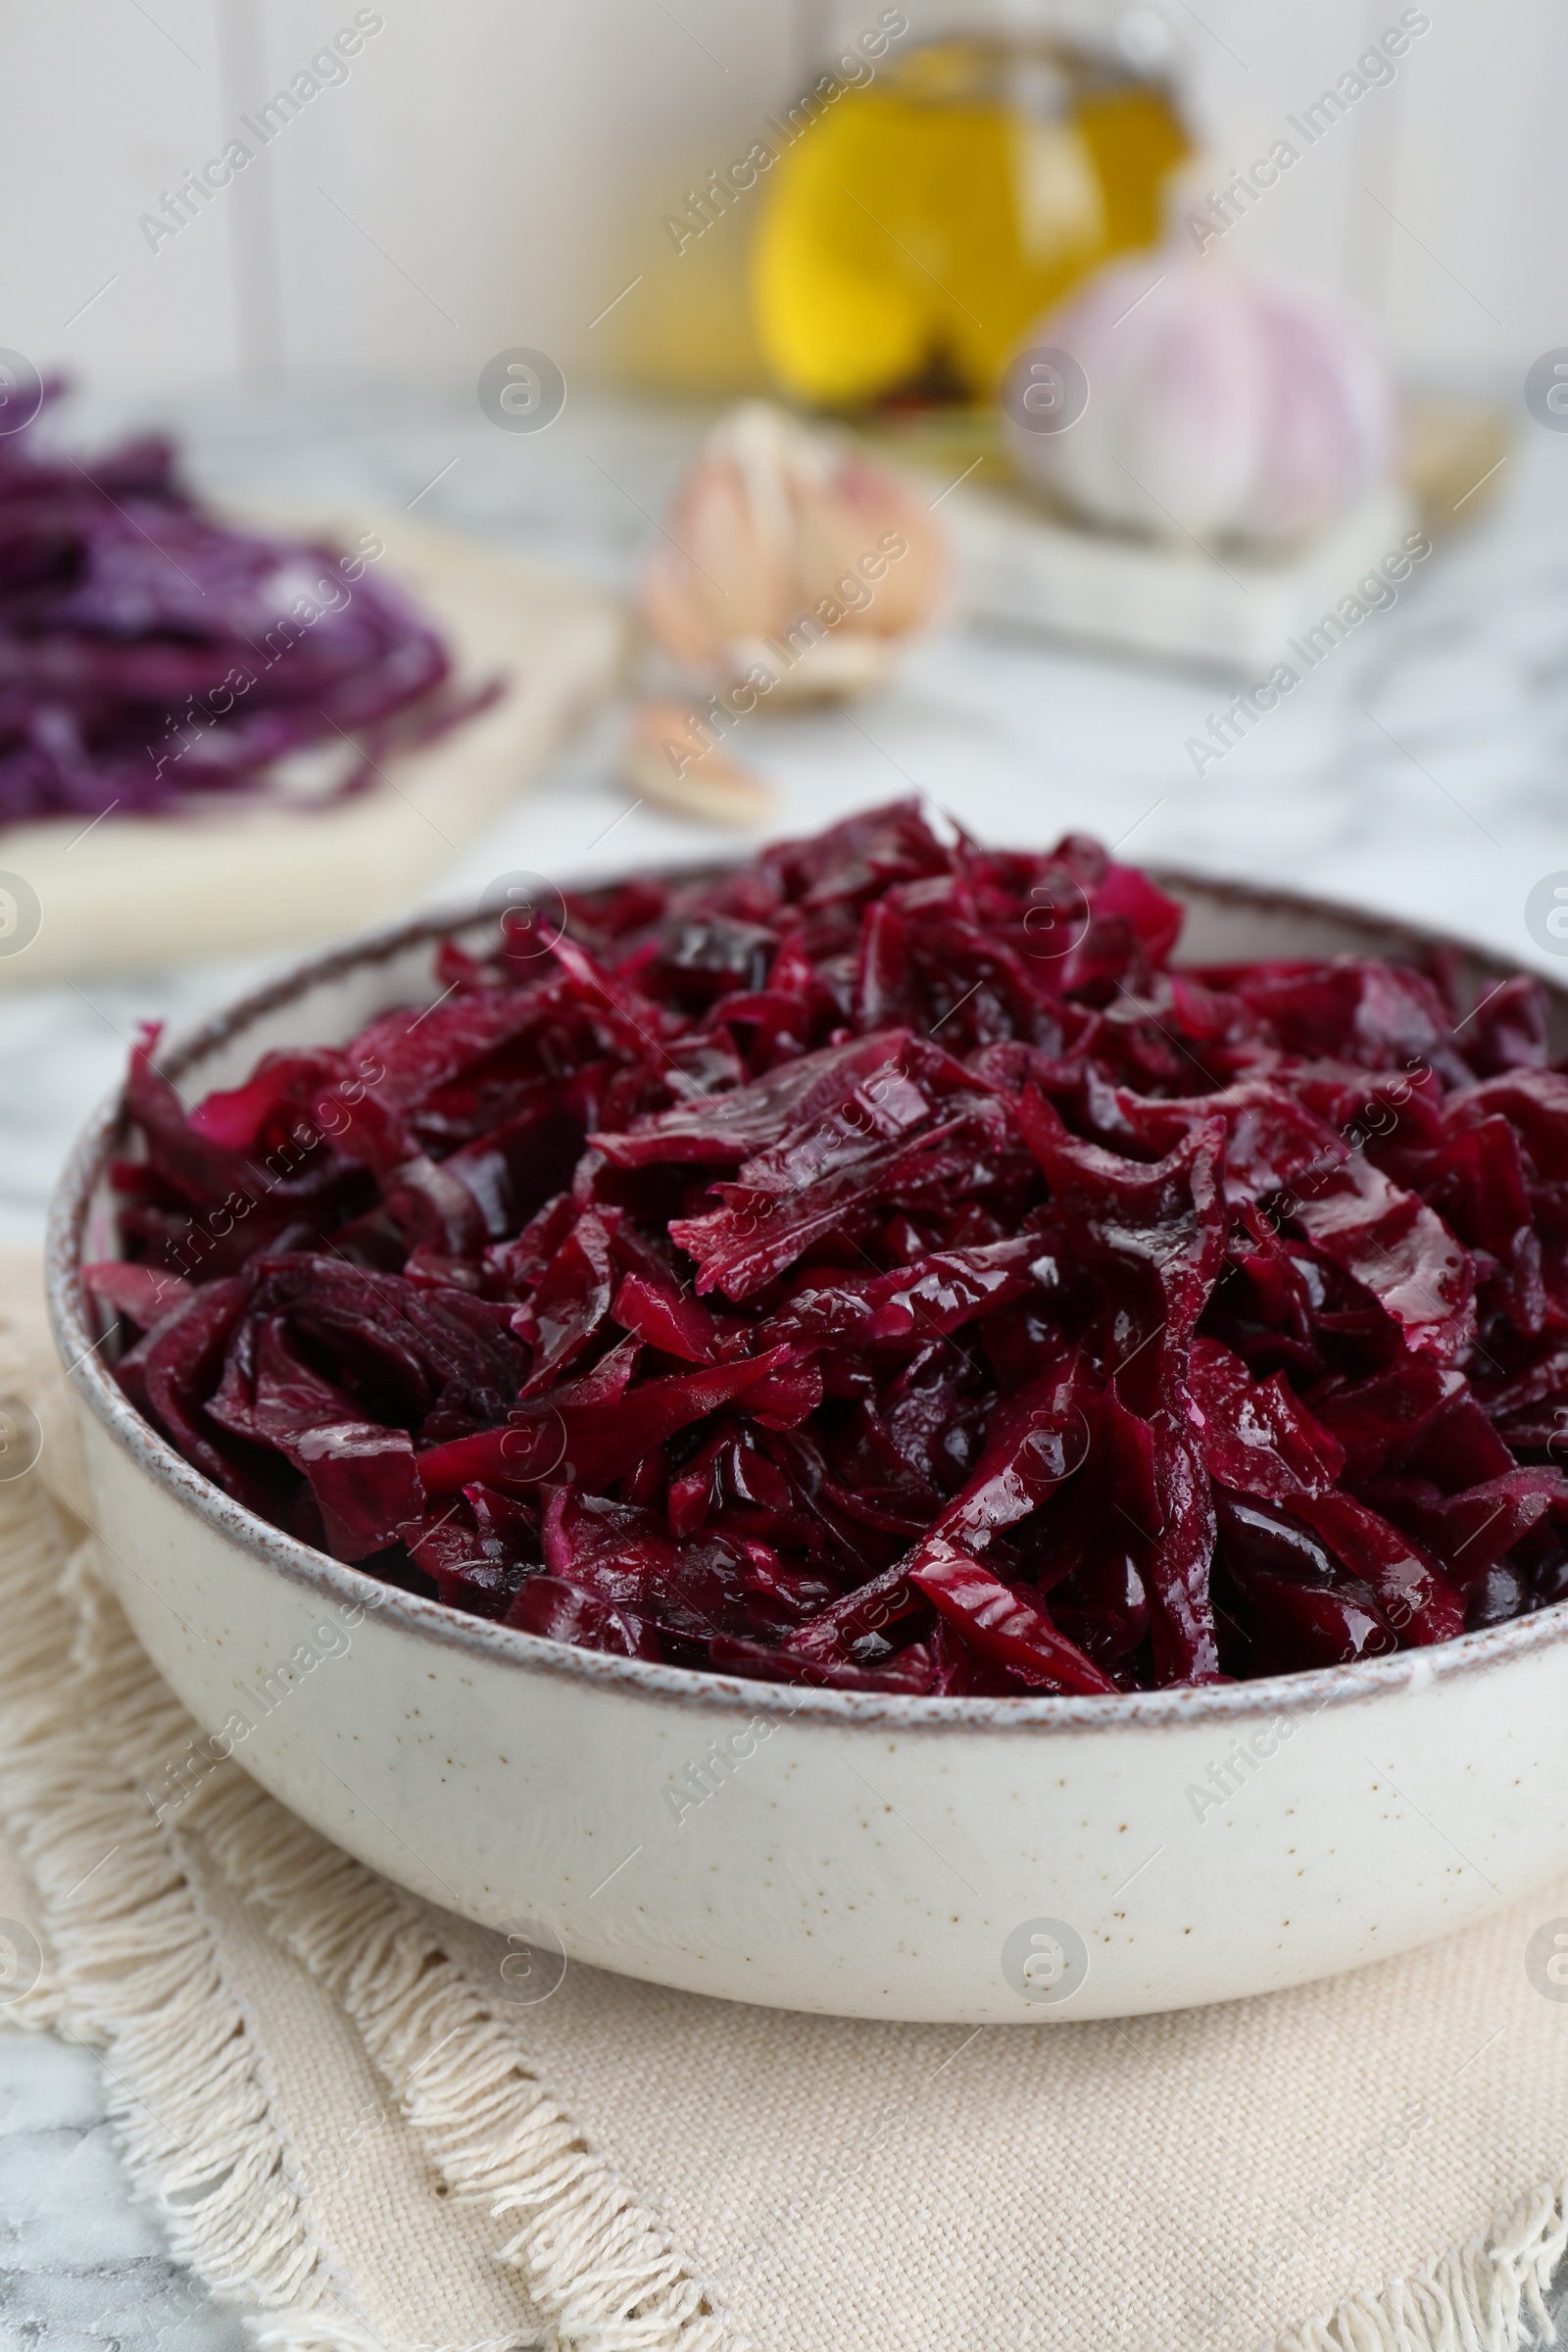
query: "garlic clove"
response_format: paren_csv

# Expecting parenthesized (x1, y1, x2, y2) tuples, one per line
(662, 430, 795, 646)
(640, 403, 948, 700)
(622, 700, 778, 828)
(1126, 275, 1271, 538)
(1245, 275, 1396, 541)
(1027, 256, 1272, 540)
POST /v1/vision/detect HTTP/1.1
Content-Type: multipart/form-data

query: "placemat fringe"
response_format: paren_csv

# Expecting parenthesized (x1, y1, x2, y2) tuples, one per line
(1273, 2177, 1567, 2351)
(245, 2319, 553, 2352)
(248, 2318, 433, 2352)
(191, 1768, 741, 2352)
(0, 1469, 355, 2326)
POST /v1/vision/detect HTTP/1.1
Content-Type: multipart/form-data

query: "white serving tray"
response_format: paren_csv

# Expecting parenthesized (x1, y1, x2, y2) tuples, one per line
(0, 508, 628, 988)
(948, 477, 1420, 671)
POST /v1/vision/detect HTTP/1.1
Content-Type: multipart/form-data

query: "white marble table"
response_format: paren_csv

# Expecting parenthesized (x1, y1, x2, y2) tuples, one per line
(2, 380, 1567, 2343)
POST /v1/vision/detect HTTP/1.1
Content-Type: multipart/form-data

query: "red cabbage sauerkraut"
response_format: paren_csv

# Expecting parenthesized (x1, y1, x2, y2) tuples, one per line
(90, 801, 1568, 1694)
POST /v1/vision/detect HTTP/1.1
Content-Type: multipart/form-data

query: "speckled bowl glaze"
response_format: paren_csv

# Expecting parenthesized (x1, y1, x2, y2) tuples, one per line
(46, 873, 1568, 2024)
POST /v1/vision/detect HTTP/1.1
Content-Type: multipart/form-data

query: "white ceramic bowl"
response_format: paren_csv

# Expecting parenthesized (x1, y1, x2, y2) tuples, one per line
(46, 873, 1568, 2024)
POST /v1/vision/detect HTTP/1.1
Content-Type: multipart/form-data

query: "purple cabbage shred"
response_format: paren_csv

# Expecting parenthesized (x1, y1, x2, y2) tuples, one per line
(0, 388, 485, 822)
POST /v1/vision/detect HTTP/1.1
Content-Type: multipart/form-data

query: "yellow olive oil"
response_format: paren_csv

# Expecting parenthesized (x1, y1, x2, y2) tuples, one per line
(750, 33, 1189, 409)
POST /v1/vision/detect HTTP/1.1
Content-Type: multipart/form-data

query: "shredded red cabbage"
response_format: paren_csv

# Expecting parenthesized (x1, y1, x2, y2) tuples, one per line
(0, 389, 480, 822)
(95, 800, 1568, 1694)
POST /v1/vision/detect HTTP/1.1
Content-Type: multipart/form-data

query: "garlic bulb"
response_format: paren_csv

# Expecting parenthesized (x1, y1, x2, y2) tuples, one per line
(1005, 254, 1397, 549)
(640, 403, 947, 703)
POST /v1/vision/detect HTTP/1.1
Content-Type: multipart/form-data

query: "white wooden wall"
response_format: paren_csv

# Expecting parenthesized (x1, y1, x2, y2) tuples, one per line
(1171, 0, 1566, 388)
(0, 0, 1557, 395)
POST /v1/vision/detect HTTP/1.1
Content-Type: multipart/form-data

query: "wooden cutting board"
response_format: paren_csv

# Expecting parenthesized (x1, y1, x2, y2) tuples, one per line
(0, 508, 629, 988)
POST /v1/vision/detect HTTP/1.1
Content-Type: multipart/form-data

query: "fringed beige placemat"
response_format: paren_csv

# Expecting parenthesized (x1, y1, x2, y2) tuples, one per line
(6, 1241, 1568, 2352)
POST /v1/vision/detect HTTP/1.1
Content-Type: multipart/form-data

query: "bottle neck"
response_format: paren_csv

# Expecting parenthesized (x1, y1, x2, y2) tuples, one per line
(831, 0, 1170, 46)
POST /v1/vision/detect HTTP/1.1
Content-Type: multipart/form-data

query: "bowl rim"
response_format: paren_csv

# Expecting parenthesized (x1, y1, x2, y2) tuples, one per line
(44, 859, 1568, 1738)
